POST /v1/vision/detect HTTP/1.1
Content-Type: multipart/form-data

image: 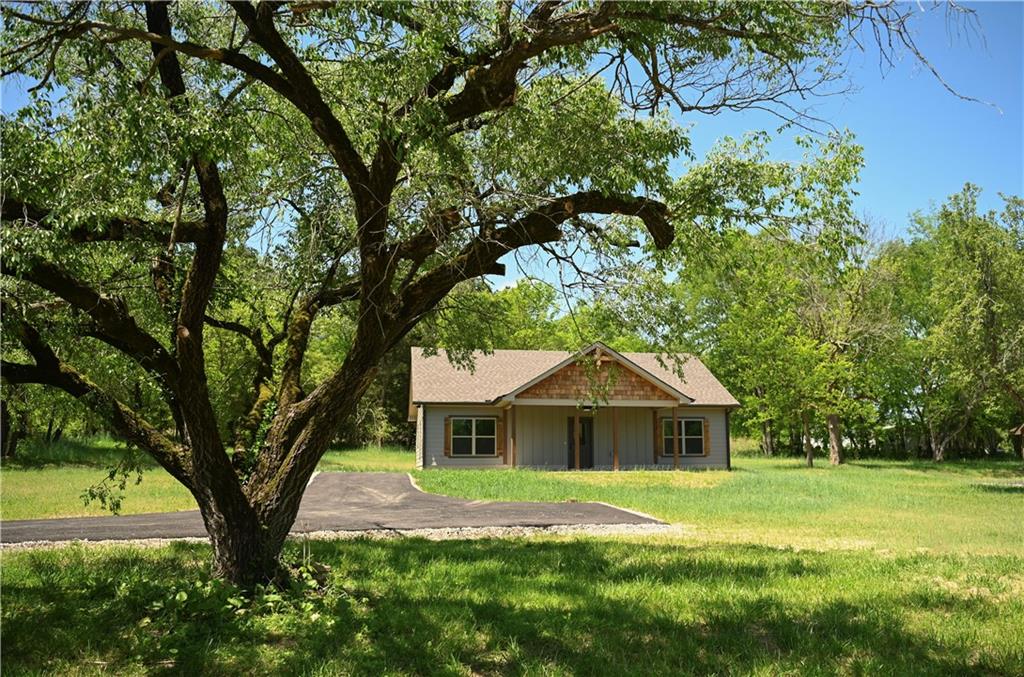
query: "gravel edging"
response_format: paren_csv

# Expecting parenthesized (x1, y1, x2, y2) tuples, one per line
(0, 522, 677, 551)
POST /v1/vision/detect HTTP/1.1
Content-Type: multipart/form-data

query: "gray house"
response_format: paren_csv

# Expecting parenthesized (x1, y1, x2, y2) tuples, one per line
(409, 342, 739, 470)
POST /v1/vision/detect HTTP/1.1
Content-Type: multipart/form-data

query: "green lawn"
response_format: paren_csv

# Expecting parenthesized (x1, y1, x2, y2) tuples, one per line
(318, 445, 416, 472)
(2, 440, 1022, 674)
(0, 440, 414, 520)
(414, 457, 1024, 554)
(0, 439, 197, 520)
(2, 538, 1022, 675)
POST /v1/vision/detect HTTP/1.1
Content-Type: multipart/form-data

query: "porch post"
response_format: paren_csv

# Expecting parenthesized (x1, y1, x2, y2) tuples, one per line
(612, 406, 620, 471)
(574, 412, 581, 470)
(510, 406, 517, 467)
(673, 408, 680, 470)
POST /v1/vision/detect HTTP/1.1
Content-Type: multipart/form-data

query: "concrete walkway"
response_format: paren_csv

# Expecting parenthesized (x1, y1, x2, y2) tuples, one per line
(0, 472, 661, 544)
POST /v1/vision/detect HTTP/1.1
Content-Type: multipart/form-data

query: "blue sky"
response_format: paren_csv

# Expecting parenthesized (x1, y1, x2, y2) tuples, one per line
(3, 2, 1020, 243)
(681, 1, 1023, 237)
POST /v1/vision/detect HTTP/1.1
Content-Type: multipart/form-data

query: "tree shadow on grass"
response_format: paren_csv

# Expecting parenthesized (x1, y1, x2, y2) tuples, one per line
(1, 542, 358, 675)
(1, 439, 162, 471)
(310, 538, 999, 676)
(1, 538, 1012, 675)
(848, 460, 1024, 478)
(972, 482, 1024, 494)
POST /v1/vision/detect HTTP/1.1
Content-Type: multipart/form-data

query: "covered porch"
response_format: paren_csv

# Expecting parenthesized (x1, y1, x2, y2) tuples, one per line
(504, 402, 715, 470)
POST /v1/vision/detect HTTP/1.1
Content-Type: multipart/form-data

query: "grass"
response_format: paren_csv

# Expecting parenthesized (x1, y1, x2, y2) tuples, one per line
(0, 440, 414, 520)
(318, 445, 416, 472)
(0, 439, 196, 520)
(2, 538, 1022, 675)
(2, 439, 1022, 674)
(414, 456, 1024, 554)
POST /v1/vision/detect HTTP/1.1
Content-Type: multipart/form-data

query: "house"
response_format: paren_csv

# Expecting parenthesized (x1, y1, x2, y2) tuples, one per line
(409, 342, 740, 470)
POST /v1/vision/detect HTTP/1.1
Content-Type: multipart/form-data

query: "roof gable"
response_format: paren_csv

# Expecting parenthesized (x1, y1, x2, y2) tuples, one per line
(516, 360, 678, 401)
(505, 342, 690, 403)
(410, 343, 740, 412)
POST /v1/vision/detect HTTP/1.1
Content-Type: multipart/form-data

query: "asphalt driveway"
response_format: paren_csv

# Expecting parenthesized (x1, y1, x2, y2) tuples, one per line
(0, 472, 661, 544)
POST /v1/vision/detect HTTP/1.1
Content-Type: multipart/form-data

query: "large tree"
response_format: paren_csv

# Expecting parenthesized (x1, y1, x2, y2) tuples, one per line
(2, 1, 950, 584)
(902, 187, 1024, 460)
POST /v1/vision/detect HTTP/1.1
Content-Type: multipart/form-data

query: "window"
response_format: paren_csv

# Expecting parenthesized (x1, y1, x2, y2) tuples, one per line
(450, 417, 497, 457)
(662, 418, 705, 456)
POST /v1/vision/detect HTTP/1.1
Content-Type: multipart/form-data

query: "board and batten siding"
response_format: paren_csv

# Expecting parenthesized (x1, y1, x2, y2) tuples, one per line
(513, 405, 577, 467)
(420, 405, 509, 468)
(652, 407, 729, 469)
(417, 404, 730, 470)
(512, 405, 728, 469)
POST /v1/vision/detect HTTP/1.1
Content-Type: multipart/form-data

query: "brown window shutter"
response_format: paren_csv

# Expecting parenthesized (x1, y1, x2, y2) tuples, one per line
(444, 416, 452, 457)
(703, 418, 711, 456)
(497, 413, 506, 459)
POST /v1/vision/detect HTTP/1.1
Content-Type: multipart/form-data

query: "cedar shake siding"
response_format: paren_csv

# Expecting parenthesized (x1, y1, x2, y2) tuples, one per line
(518, 362, 673, 401)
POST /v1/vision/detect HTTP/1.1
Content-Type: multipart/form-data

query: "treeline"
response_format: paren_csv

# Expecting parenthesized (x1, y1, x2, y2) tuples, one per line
(3, 186, 1021, 461)
(664, 185, 1024, 462)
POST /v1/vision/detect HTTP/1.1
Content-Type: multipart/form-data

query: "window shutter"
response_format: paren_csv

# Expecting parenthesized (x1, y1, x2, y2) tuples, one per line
(497, 414, 506, 459)
(444, 416, 452, 456)
(703, 418, 711, 456)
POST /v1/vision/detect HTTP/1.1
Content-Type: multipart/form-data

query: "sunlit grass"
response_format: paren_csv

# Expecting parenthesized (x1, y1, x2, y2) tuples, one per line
(415, 456, 1024, 554)
(0, 438, 196, 520)
(0, 441, 414, 519)
(317, 446, 415, 472)
(2, 439, 1022, 673)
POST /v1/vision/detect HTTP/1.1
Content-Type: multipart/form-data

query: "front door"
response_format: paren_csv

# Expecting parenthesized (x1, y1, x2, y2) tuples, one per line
(566, 417, 594, 469)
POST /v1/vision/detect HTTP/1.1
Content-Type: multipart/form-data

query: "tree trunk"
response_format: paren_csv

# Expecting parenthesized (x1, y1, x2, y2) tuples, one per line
(1, 400, 11, 458)
(202, 498, 288, 586)
(1, 400, 25, 459)
(802, 411, 814, 467)
(761, 419, 775, 456)
(826, 413, 843, 465)
(929, 423, 945, 462)
(790, 421, 801, 455)
(44, 415, 55, 444)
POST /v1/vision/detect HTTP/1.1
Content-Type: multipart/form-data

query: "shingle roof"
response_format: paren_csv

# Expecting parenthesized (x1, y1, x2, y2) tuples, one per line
(410, 344, 739, 409)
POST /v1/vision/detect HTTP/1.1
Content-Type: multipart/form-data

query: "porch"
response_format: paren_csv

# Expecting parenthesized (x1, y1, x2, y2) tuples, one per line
(506, 403, 721, 470)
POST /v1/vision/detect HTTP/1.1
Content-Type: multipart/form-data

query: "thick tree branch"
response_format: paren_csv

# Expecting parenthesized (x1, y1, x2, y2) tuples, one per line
(2, 196, 207, 243)
(2, 255, 181, 389)
(275, 279, 361, 410)
(141, 5, 261, 548)
(1, 309, 192, 487)
(400, 191, 672, 318)
(1, 6, 297, 103)
(229, 2, 369, 188)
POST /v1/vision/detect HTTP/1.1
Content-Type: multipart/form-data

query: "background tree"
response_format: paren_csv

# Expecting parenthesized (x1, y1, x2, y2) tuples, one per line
(1, 1, 966, 584)
(906, 187, 1024, 460)
(652, 184, 1022, 463)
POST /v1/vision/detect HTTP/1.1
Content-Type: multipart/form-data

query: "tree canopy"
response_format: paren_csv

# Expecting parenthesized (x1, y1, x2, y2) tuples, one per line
(0, 1, 976, 584)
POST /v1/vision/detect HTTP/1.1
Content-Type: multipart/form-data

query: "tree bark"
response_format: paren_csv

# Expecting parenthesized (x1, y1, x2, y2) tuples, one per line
(761, 419, 775, 456)
(202, 498, 288, 586)
(929, 423, 945, 462)
(802, 411, 814, 467)
(1, 399, 12, 457)
(826, 413, 843, 465)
